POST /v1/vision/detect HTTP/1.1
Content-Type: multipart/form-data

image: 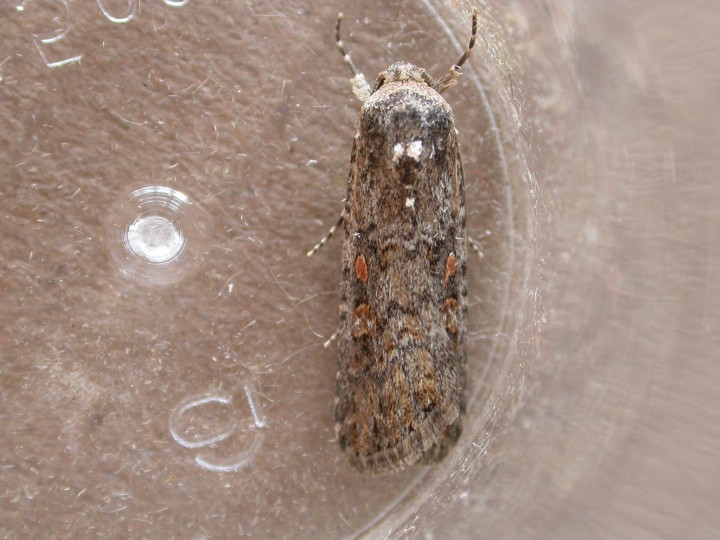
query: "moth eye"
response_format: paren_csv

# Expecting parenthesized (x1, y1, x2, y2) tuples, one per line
(373, 75, 386, 92)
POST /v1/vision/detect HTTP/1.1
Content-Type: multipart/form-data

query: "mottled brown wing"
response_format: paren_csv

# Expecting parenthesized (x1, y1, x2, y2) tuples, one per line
(334, 82, 467, 474)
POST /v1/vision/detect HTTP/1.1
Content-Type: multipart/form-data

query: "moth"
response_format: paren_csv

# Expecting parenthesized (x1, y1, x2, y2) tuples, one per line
(309, 9, 478, 474)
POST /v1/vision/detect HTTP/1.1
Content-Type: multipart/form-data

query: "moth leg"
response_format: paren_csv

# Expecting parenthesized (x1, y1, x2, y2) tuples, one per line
(323, 329, 339, 349)
(433, 8, 478, 94)
(468, 236, 484, 259)
(307, 209, 345, 257)
(336, 12, 372, 102)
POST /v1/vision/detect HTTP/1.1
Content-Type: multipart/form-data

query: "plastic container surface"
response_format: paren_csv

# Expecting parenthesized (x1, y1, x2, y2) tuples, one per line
(1, 0, 718, 538)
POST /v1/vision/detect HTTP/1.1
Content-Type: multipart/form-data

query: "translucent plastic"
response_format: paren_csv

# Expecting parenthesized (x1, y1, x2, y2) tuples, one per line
(1, 0, 718, 537)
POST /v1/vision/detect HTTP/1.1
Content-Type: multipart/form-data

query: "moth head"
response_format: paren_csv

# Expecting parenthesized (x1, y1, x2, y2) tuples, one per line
(372, 62, 434, 93)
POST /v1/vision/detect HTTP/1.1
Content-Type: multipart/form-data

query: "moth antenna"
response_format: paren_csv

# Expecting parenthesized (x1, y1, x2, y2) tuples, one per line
(434, 8, 478, 94)
(335, 12, 372, 102)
